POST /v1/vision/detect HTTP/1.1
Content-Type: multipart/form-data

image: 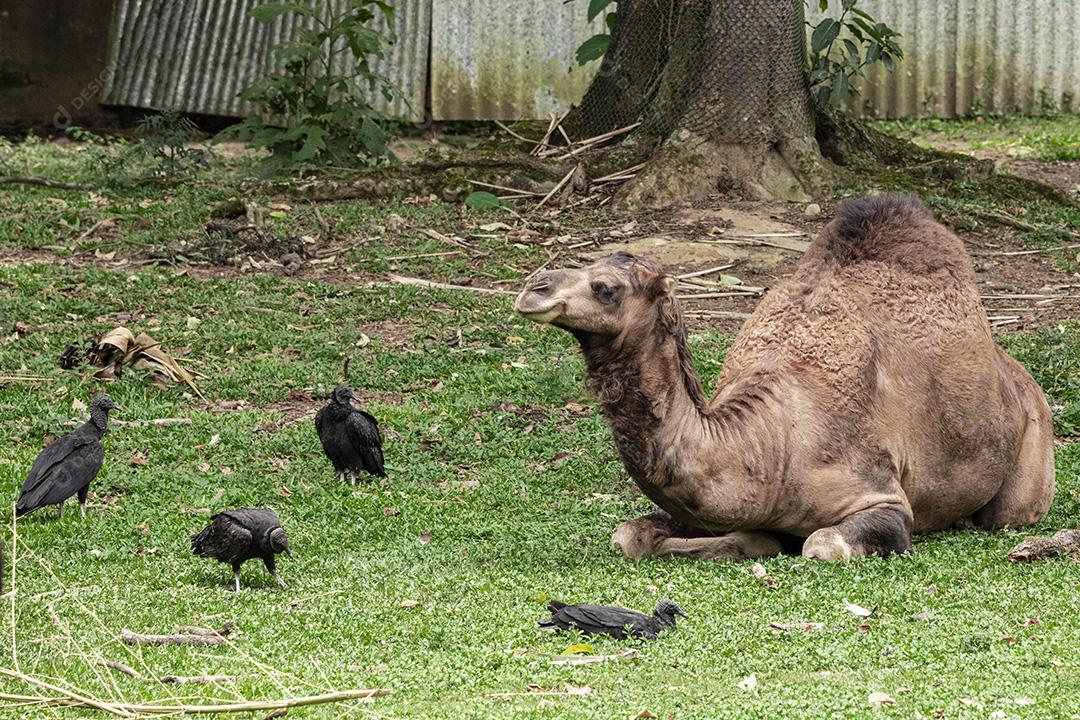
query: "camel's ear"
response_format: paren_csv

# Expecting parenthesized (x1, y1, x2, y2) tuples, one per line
(645, 273, 677, 298)
(659, 275, 677, 296)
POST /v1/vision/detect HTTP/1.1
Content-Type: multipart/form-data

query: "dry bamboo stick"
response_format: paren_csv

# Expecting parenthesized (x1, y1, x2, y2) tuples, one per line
(535, 166, 579, 209)
(388, 274, 516, 296)
(466, 178, 543, 197)
(593, 163, 647, 183)
(0, 668, 134, 718)
(493, 121, 542, 148)
(677, 292, 759, 300)
(980, 243, 1080, 257)
(676, 264, 737, 279)
(112, 418, 192, 428)
(120, 629, 226, 647)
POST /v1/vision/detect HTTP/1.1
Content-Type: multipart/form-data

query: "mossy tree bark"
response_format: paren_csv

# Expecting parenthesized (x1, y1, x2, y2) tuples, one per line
(566, 0, 831, 209)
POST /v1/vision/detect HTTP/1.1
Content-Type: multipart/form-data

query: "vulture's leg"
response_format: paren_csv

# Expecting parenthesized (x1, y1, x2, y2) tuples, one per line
(611, 510, 783, 561)
(231, 562, 243, 592)
(77, 485, 90, 518)
(264, 556, 284, 587)
(337, 471, 346, 484)
(802, 505, 913, 562)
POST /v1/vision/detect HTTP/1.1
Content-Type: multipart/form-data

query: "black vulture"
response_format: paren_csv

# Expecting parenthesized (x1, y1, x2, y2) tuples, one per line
(191, 508, 292, 591)
(539, 599, 687, 640)
(16, 395, 120, 519)
(314, 384, 385, 483)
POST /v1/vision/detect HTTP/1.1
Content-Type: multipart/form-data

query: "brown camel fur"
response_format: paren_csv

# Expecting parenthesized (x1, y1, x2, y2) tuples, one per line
(514, 194, 1055, 562)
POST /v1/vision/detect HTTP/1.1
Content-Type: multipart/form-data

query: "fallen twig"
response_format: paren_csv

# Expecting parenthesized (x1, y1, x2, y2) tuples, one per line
(120, 629, 226, 647)
(980, 242, 1080, 257)
(465, 178, 543, 197)
(160, 674, 255, 685)
(98, 660, 145, 681)
(676, 263, 738, 280)
(1008, 528, 1080, 562)
(493, 120, 543, 148)
(384, 250, 463, 262)
(0, 176, 85, 190)
(112, 418, 192, 428)
(420, 228, 470, 248)
(0, 669, 390, 716)
(677, 291, 760, 300)
(535, 165, 579, 209)
(388, 274, 516, 296)
(75, 219, 108, 245)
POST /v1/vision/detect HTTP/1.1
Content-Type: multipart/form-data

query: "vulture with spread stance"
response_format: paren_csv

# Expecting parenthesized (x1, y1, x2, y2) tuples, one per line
(539, 599, 687, 640)
(17, 395, 120, 519)
(315, 385, 385, 483)
(191, 509, 292, 591)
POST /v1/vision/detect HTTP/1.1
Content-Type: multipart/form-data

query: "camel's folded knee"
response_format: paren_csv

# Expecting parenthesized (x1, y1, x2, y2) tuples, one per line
(611, 520, 658, 560)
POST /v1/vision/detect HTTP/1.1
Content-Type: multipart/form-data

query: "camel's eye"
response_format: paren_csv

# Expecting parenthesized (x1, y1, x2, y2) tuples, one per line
(592, 281, 621, 305)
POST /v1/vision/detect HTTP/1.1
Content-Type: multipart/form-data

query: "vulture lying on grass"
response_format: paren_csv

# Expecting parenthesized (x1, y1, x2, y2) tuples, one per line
(17, 395, 120, 519)
(539, 599, 687, 640)
(315, 384, 385, 483)
(191, 508, 292, 592)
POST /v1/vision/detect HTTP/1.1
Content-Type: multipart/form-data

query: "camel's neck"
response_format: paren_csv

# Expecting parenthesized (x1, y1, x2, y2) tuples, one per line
(576, 313, 784, 528)
(576, 314, 709, 481)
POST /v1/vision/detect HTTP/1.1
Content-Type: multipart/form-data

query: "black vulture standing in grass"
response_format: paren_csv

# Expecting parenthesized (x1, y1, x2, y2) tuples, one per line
(539, 599, 688, 640)
(191, 508, 292, 592)
(314, 385, 385, 483)
(16, 395, 120, 519)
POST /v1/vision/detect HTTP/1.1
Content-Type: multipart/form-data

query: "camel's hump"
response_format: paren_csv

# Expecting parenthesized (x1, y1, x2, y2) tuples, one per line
(810, 193, 969, 277)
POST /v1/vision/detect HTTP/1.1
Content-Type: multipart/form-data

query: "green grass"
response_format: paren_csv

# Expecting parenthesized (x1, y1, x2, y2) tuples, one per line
(1, 263, 1079, 720)
(874, 114, 1080, 161)
(1, 130, 1079, 719)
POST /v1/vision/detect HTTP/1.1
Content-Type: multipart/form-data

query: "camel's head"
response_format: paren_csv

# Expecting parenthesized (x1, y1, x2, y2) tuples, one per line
(514, 252, 676, 337)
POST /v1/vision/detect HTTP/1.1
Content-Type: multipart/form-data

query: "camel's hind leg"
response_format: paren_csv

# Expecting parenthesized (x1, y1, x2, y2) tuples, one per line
(972, 368, 1055, 529)
(612, 511, 783, 561)
(802, 505, 913, 562)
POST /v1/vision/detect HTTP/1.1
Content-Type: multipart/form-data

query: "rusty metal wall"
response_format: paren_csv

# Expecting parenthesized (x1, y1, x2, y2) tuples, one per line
(100, 0, 429, 120)
(98, 0, 1080, 122)
(429, 0, 605, 120)
(807, 0, 1080, 118)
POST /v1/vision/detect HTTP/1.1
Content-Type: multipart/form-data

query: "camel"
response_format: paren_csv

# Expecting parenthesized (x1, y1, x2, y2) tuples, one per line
(514, 194, 1054, 562)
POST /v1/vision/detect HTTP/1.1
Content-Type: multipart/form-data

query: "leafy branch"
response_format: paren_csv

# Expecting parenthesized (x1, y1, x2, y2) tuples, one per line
(806, 0, 903, 107)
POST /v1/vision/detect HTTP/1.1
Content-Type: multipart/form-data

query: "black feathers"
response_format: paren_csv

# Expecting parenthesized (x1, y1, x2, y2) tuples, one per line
(539, 599, 687, 640)
(192, 508, 291, 591)
(314, 385, 385, 482)
(16, 395, 120, 519)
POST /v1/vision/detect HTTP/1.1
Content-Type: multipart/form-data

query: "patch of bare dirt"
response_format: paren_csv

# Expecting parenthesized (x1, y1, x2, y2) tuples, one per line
(1003, 160, 1080, 195)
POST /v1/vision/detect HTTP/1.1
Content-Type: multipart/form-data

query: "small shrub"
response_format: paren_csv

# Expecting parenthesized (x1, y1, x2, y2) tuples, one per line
(222, 0, 398, 168)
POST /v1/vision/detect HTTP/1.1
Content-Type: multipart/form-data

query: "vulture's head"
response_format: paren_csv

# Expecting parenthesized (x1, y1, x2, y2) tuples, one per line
(89, 395, 121, 429)
(654, 599, 688, 626)
(268, 526, 292, 557)
(332, 384, 357, 406)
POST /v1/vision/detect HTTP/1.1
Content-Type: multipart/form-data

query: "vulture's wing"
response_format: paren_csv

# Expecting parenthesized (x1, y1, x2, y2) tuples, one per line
(191, 513, 253, 562)
(555, 604, 646, 637)
(346, 411, 385, 476)
(17, 432, 102, 514)
(314, 405, 327, 440)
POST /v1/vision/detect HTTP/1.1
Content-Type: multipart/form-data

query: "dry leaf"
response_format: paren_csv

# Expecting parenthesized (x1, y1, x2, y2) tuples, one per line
(134, 523, 150, 534)
(400, 599, 421, 608)
(737, 675, 758, 691)
(418, 530, 432, 545)
(561, 643, 594, 656)
(72, 397, 88, 413)
(749, 563, 767, 577)
(279, 485, 293, 498)
(186, 316, 201, 329)
(383, 507, 400, 516)
(130, 450, 148, 466)
(197, 462, 211, 472)
(868, 692, 895, 707)
(844, 600, 874, 617)
(631, 711, 656, 720)
(220, 466, 232, 475)
(1013, 698, 1035, 706)
(857, 620, 871, 633)
(208, 434, 221, 447)
(548, 649, 638, 666)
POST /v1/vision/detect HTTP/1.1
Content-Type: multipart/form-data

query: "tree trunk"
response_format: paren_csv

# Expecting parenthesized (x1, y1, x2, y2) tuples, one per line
(567, 0, 830, 209)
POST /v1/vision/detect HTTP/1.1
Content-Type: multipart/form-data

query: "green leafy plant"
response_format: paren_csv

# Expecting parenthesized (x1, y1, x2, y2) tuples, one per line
(807, 0, 903, 107)
(463, 190, 510, 210)
(571, 0, 617, 66)
(61, 112, 208, 188)
(223, 0, 398, 167)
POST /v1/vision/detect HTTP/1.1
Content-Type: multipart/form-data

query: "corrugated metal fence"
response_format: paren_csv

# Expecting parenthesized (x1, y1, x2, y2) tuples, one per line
(102, 0, 1080, 121)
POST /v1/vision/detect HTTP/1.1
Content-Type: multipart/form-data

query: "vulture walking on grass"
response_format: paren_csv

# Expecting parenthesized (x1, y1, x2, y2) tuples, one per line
(539, 599, 688, 640)
(191, 508, 292, 592)
(16, 395, 120, 519)
(314, 385, 385, 483)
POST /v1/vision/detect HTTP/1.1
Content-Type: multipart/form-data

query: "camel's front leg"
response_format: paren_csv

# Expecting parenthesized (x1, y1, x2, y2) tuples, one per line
(802, 505, 913, 561)
(612, 511, 783, 561)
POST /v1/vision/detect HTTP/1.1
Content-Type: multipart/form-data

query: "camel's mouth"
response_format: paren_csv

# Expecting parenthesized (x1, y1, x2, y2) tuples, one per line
(513, 294, 565, 324)
(514, 278, 566, 324)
